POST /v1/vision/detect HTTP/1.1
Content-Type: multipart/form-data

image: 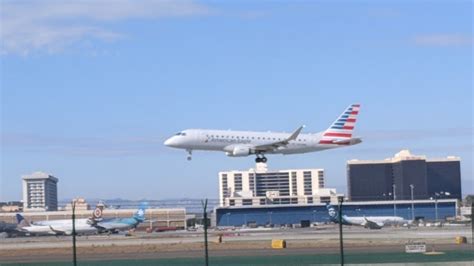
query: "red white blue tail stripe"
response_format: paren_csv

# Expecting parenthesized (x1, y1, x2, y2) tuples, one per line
(319, 104, 360, 145)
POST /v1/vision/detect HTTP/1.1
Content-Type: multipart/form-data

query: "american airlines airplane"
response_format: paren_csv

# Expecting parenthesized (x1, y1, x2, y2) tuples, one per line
(164, 104, 362, 162)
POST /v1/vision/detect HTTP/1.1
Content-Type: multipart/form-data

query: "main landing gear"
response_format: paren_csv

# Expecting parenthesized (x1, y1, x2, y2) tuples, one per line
(186, 149, 192, 161)
(255, 154, 267, 163)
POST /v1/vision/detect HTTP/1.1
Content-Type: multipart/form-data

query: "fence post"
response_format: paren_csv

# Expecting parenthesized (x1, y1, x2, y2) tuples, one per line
(338, 197, 344, 266)
(72, 200, 77, 266)
(202, 199, 209, 266)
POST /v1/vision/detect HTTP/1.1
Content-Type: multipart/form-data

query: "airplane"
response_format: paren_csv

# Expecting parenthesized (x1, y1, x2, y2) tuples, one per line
(0, 220, 24, 238)
(164, 104, 362, 162)
(16, 207, 102, 236)
(15, 214, 54, 235)
(90, 204, 147, 234)
(326, 204, 408, 230)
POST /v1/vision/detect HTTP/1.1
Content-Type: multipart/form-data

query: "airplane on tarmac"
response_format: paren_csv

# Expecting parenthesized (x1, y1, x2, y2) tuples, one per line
(0, 220, 24, 238)
(164, 104, 362, 162)
(326, 204, 408, 230)
(91, 204, 147, 234)
(16, 207, 102, 236)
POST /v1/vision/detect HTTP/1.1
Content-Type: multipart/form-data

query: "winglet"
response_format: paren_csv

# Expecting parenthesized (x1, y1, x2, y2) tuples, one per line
(288, 125, 305, 141)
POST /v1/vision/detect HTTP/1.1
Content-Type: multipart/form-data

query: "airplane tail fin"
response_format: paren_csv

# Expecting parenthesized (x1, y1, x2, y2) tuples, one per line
(320, 104, 361, 145)
(326, 204, 339, 223)
(89, 205, 104, 224)
(133, 202, 148, 222)
(16, 214, 30, 227)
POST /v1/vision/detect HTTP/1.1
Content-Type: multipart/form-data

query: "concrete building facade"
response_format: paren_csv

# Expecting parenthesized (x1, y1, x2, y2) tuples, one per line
(219, 163, 341, 207)
(347, 150, 461, 201)
(22, 172, 59, 212)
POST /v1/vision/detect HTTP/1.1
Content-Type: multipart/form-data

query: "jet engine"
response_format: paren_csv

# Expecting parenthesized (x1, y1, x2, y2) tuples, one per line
(226, 146, 251, 157)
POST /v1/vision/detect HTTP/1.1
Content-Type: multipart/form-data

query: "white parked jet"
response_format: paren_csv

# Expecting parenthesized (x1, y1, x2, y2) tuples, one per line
(326, 205, 408, 229)
(164, 104, 362, 162)
(16, 207, 101, 236)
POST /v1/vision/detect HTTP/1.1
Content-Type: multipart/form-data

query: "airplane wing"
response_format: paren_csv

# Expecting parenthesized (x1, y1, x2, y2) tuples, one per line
(253, 125, 305, 152)
(48, 225, 68, 235)
(363, 218, 383, 229)
(95, 222, 129, 231)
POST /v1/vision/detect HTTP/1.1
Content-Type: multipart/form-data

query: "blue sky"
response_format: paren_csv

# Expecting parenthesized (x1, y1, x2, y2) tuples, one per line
(1, 1, 472, 201)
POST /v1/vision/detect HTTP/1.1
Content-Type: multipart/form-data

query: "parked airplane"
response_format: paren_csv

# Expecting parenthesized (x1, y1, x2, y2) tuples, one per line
(15, 214, 54, 235)
(164, 104, 362, 162)
(16, 208, 101, 236)
(0, 220, 24, 238)
(91, 204, 147, 234)
(326, 204, 407, 229)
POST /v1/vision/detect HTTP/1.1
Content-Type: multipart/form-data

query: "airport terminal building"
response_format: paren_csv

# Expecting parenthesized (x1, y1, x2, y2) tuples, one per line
(347, 150, 462, 201)
(215, 199, 458, 227)
(214, 157, 462, 227)
(219, 164, 341, 207)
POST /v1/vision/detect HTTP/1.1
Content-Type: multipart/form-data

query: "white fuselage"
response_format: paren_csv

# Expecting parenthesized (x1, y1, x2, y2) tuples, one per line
(344, 216, 405, 224)
(344, 216, 406, 226)
(23, 219, 97, 235)
(165, 104, 362, 159)
(164, 129, 340, 155)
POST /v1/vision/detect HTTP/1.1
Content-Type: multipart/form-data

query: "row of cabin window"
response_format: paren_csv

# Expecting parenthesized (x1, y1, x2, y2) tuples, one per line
(206, 135, 307, 142)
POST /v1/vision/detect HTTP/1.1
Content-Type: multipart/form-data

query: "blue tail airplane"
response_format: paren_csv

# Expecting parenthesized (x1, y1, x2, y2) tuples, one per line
(326, 204, 407, 230)
(91, 203, 148, 234)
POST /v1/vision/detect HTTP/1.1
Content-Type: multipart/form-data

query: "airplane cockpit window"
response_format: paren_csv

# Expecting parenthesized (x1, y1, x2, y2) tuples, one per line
(175, 132, 187, 136)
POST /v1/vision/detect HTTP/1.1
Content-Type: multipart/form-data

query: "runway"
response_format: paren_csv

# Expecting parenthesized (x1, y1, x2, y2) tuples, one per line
(0, 225, 472, 264)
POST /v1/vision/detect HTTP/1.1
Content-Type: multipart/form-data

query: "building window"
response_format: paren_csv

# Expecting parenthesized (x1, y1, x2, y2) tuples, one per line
(255, 172, 290, 197)
(229, 199, 235, 206)
(320, 197, 331, 204)
(318, 171, 324, 188)
(291, 172, 297, 196)
(243, 199, 252, 206)
(307, 197, 313, 204)
(249, 173, 255, 196)
(221, 174, 228, 206)
(303, 171, 312, 195)
(234, 174, 242, 191)
(260, 198, 266, 205)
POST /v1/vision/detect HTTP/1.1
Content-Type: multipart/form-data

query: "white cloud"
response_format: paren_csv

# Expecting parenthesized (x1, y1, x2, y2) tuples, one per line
(414, 34, 473, 47)
(0, 0, 213, 55)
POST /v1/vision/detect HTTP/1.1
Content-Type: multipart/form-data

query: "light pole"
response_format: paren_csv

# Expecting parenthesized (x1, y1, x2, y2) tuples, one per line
(392, 184, 397, 217)
(71, 200, 77, 266)
(433, 191, 450, 222)
(202, 199, 209, 266)
(268, 211, 273, 226)
(410, 184, 415, 221)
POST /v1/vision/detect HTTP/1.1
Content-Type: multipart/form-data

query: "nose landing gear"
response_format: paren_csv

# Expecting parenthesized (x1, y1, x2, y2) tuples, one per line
(255, 154, 267, 163)
(186, 149, 192, 161)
